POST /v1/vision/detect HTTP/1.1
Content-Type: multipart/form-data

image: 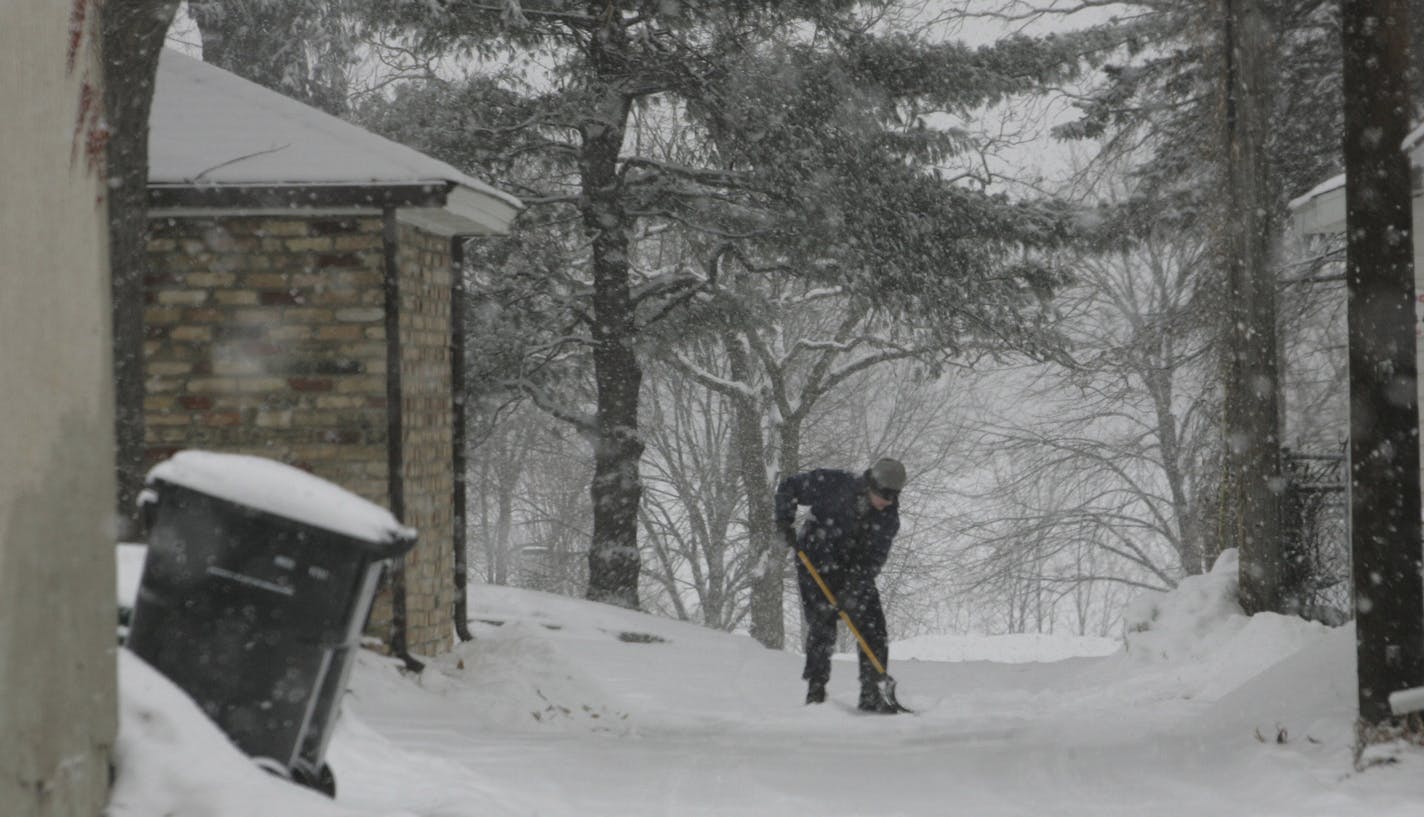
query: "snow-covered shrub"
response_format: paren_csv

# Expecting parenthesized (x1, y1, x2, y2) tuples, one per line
(1122, 549, 1246, 660)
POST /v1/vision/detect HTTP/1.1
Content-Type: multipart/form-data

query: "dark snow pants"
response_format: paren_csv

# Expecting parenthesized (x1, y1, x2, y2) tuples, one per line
(795, 563, 888, 687)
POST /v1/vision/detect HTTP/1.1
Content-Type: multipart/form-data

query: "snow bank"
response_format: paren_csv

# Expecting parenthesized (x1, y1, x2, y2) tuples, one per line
(116, 543, 146, 609)
(1121, 549, 1332, 698)
(144, 450, 414, 544)
(109, 649, 392, 817)
(1201, 624, 1357, 735)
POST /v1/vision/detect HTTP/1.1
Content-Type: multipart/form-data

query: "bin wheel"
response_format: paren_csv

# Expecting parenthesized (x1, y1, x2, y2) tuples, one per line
(292, 763, 336, 798)
(317, 763, 336, 798)
(253, 757, 335, 798)
(252, 757, 291, 781)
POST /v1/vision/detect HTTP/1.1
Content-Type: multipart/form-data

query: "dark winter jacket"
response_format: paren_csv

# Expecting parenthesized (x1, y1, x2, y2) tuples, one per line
(774, 468, 899, 581)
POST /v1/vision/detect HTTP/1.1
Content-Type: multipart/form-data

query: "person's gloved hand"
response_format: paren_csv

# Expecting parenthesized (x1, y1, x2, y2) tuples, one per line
(781, 526, 798, 550)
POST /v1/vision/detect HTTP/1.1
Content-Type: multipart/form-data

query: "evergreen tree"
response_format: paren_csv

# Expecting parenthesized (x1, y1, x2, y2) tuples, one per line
(1056, 0, 1350, 220)
(361, 1, 1121, 617)
(187, 0, 358, 114)
(1052, 0, 1363, 612)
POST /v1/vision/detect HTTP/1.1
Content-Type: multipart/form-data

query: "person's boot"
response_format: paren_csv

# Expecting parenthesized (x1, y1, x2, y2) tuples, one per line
(805, 680, 827, 705)
(858, 681, 898, 714)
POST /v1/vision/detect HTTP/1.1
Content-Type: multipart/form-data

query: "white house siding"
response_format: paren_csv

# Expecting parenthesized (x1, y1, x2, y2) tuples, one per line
(0, 5, 118, 816)
(1288, 141, 1424, 471)
(1411, 134, 1424, 366)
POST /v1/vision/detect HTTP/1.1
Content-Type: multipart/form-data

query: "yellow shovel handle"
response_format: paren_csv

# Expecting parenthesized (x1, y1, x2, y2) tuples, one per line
(795, 549, 888, 677)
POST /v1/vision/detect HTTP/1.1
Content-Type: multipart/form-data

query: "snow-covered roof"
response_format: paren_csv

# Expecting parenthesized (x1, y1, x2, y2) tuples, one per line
(144, 450, 416, 547)
(1289, 124, 1424, 236)
(1287, 173, 1347, 235)
(148, 49, 521, 236)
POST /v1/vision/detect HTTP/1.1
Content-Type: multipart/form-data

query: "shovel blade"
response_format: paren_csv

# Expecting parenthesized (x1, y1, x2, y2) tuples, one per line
(876, 675, 913, 714)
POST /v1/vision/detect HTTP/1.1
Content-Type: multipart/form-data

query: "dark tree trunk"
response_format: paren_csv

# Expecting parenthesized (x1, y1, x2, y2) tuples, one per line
(493, 478, 514, 586)
(776, 422, 806, 645)
(1412, 5, 1424, 113)
(382, 208, 422, 673)
(1340, 0, 1424, 726)
(101, 0, 182, 538)
(477, 454, 494, 580)
(1220, 0, 1284, 614)
(724, 331, 783, 649)
(582, 24, 643, 610)
(452, 240, 473, 642)
(1146, 364, 1204, 576)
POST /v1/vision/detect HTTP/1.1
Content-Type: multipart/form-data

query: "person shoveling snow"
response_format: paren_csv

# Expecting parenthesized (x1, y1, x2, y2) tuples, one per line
(776, 457, 909, 713)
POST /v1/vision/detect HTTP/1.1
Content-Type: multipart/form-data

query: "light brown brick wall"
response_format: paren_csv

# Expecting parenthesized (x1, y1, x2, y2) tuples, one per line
(397, 225, 455, 655)
(144, 214, 456, 656)
(144, 216, 390, 503)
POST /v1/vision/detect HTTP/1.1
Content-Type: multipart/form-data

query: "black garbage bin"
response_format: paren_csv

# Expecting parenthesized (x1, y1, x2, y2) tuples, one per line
(126, 450, 416, 796)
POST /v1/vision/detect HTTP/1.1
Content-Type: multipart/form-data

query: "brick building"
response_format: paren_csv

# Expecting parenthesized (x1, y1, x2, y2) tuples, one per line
(142, 50, 520, 657)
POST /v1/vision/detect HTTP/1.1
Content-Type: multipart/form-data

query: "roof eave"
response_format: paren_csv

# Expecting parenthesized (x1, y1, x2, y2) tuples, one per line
(396, 184, 522, 237)
(446, 183, 521, 235)
(146, 181, 453, 211)
(146, 180, 521, 236)
(1289, 179, 1348, 236)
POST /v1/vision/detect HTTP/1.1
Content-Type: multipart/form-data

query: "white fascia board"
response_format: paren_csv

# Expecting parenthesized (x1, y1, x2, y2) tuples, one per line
(401, 184, 521, 237)
(397, 208, 472, 237)
(1292, 187, 1347, 236)
(1288, 174, 1347, 236)
(447, 183, 521, 234)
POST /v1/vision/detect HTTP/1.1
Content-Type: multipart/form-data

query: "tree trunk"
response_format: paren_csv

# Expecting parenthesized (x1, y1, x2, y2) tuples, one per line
(451, 247, 473, 641)
(1146, 365, 1205, 576)
(776, 417, 806, 646)
(101, 0, 182, 538)
(582, 27, 643, 610)
(1341, 0, 1424, 726)
(1219, 0, 1284, 614)
(493, 478, 514, 586)
(476, 452, 494, 580)
(725, 331, 783, 648)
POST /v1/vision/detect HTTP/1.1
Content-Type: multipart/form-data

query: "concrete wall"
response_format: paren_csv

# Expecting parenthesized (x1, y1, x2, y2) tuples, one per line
(0, 4, 119, 816)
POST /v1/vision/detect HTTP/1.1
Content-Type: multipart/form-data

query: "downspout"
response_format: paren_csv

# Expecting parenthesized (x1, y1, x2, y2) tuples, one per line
(451, 235, 474, 642)
(383, 206, 424, 673)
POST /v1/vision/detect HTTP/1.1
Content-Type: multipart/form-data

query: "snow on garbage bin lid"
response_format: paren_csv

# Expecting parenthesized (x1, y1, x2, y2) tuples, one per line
(144, 450, 416, 546)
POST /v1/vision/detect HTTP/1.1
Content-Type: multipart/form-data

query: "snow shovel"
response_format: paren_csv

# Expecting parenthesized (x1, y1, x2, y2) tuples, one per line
(795, 549, 912, 714)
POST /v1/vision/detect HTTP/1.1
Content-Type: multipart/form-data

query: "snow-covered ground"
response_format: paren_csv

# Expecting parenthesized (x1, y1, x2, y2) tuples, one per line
(108, 552, 1424, 817)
